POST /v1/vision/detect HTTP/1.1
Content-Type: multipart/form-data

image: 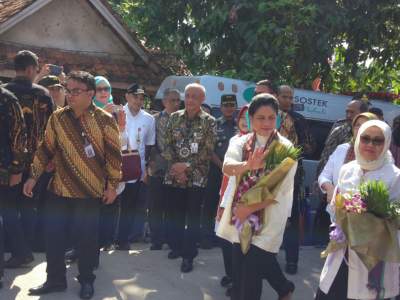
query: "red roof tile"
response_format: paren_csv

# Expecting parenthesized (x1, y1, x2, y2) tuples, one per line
(0, 0, 36, 24)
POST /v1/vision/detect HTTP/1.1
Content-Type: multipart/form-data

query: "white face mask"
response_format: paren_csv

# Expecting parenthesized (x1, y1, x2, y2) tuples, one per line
(354, 120, 393, 171)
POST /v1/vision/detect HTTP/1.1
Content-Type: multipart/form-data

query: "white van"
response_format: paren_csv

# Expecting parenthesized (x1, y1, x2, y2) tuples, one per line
(155, 75, 255, 109)
(155, 75, 400, 126)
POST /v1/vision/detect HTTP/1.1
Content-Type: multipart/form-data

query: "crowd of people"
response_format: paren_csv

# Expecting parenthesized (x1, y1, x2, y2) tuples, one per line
(0, 49, 399, 300)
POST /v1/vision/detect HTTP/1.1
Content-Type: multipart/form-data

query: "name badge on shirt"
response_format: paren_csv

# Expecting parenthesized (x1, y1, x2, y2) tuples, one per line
(190, 142, 198, 154)
(84, 142, 95, 158)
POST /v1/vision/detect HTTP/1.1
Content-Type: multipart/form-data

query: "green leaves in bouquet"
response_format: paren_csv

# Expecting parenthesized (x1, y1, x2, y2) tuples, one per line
(264, 141, 301, 171)
(359, 180, 399, 219)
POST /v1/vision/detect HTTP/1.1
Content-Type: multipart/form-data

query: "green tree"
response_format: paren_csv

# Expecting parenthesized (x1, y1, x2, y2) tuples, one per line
(109, 0, 400, 93)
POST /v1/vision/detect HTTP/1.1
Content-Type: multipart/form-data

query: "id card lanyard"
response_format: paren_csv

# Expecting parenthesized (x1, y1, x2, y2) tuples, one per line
(79, 118, 95, 158)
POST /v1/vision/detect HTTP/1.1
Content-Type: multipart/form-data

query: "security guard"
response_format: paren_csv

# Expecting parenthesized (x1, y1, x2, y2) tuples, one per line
(200, 94, 237, 249)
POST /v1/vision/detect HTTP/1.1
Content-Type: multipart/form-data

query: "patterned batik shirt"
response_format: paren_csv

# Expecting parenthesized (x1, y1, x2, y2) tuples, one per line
(0, 87, 27, 186)
(163, 109, 216, 188)
(278, 111, 298, 146)
(148, 110, 171, 178)
(30, 104, 122, 199)
(214, 116, 237, 161)
(2, 77, 54, 172)
(316, 122, 352, 177)
(287, 110, 315, 156)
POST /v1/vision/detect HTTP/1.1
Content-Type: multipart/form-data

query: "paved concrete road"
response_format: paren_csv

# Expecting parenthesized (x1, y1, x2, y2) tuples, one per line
(2, 245, 324, 300)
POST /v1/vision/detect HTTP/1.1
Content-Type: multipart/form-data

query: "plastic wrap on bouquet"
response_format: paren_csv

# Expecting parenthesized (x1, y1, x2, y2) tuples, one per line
(235, 156, 297, 254)
(322, 207, 400, 271)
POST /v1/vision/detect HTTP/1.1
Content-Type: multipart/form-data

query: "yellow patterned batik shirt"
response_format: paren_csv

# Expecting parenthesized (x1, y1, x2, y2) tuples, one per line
(30, 104, 122, 199)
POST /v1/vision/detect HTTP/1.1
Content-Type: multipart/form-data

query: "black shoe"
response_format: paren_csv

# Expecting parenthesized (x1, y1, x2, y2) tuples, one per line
(4, 255, 34, 268)
(167, 250, 180, 260)
(278, 281, 295, 300)
(79, 282, 94, 299)
(28, 281, 67, 295)
(117, 242, 131, 251)
(285, 263, 298, 275)
(220, 275, 232, 287)
(65, 249, 78, 263)
(150, 244, 162, 250)
(101, 243, 116, 251)
(180, 258, 193, 273)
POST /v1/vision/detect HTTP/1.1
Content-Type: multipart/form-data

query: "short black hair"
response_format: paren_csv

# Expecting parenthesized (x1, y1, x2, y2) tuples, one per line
(67, 71, 96, 91)
(14, 50, 39, 71)
(248, 93, 279, 116)
(369, 107, 383, 118)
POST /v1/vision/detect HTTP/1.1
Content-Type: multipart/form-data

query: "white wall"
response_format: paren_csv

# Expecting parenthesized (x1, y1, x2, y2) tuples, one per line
(0, 0, 134, 60)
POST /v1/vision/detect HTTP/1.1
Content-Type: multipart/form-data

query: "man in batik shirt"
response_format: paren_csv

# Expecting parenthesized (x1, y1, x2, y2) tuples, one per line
(163, 83, 216, 273)
(1, 50, 54, 268)
(316, 98, 369, 176)
(0, 86, 27, 287)
(148, 88, 180, 250)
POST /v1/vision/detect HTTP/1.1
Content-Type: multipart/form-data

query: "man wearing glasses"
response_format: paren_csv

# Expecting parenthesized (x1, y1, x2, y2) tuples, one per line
(23, 71, 122, 299)
(200, 95, 237, 249)
(1, 50, 54, 268)
(148, 88, 181, 250)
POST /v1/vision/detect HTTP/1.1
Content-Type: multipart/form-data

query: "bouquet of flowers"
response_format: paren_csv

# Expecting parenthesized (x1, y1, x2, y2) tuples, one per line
(234, 140, 301, 254)
(323, 180, 400, 298)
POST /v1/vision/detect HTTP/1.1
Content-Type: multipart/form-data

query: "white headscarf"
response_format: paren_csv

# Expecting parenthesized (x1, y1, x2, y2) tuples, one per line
(354, 120, 393, 171)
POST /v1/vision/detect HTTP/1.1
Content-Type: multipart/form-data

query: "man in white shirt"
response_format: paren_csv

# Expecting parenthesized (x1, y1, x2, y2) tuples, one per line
(117, 83, 155, 250)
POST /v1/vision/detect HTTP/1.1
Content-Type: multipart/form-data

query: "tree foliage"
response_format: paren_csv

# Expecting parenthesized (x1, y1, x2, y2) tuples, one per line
(109, 0, 400, 93)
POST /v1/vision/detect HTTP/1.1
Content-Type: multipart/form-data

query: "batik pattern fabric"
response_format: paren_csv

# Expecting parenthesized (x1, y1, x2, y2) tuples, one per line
(163, 109, 216, 188)
(149, 110, 171, 178)
(30, 104, 122, 199)
(0, 87, 27, 186)
(2, 78, 54, 171)
(316, 122, 352, 177)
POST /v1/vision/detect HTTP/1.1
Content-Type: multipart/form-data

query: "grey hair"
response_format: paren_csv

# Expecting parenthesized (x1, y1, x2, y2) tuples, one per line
(185, 83, 206, 97)
(277, 85, 294, 95)
(163, 88, 181, 99)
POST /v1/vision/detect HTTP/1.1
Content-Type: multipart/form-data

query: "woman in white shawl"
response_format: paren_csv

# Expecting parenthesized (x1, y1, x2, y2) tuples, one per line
(316, 120, 400, 300)
(217, 94, 297, 300)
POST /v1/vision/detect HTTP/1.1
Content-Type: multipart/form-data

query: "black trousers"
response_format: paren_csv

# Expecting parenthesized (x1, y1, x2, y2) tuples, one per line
(0, 185, 32, 258)
(201, 164, 222, 241)
(283, 183, 300, 265)
(98, 198, 120, 248)
(231, 243, 294, 300)
(32, 172, 53, 252)
(45, 192, 101, 284)
(117, 182, 141, 244)
(220, 237, 232, 278)
(0, 193, 4, 279)
(167, 186, 204, 260)
(148, 176, 168, 246)
(313, 196, 331, 246)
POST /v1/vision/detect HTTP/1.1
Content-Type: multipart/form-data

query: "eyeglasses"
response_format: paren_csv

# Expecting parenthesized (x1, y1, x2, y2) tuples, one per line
(360, 135, 385, 146)
(65, 88, 89, 96)
(96, 87, 110, 93)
